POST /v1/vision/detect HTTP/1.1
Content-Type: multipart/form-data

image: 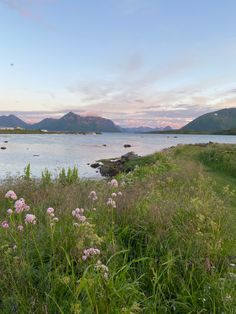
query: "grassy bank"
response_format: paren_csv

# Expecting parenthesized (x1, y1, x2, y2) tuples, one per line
(0, 143, 236, 313)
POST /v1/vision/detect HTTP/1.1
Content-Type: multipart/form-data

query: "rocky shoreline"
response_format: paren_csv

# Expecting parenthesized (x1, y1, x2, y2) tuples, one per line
(90, 151, 140, 177)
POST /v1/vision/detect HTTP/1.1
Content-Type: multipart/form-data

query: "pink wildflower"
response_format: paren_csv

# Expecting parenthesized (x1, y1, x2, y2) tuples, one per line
(47, 207, 54, 215)
(17, 225, 24, 232)
(72, 208, 86, 223)
(14, 198, 29, 214)
(1, 220, 9, 229)
(82, 247, 100, 261)
(5, 190, 17, 200)
(109, 179, 118, 188)
(111, 193, 117, 198)
(7, 208, 13, 215)
(25, 214, 37, 225)
(118, 191, 123, 196)
(89, 191, 98, 201)
(78, 215, 86, 222)
(107, 198, 116, 208)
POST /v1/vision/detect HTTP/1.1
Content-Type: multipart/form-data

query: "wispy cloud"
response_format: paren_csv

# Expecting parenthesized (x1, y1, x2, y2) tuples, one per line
(0, 0, 56, 27)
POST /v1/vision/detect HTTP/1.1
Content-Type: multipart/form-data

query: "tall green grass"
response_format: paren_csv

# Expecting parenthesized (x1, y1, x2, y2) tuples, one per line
(0, 145, 236, 313)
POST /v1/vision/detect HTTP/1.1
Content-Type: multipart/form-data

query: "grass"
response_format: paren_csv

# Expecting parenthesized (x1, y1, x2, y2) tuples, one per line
(0, 143, 236, 313)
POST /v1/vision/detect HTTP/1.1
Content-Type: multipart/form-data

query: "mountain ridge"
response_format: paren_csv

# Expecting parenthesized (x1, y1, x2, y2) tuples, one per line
(182, 108, 236, 132)
(0, 112, 120, 133)
(0, 112, 171, 133)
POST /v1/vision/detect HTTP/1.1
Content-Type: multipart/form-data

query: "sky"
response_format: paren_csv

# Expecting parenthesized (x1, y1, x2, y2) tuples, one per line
(0, 0, 236, 128)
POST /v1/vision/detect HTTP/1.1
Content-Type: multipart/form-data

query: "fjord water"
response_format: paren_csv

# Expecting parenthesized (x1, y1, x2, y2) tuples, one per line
(1, 133, 236, 179)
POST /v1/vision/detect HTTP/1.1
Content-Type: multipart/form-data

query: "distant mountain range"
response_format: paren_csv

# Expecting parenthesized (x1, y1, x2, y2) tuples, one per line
(2, 108, 235, 134)
(0, 112, 170, 133)
(0, 112, 120, 132)
(181, 108, 236, 132)
(121, 126, 172, 133)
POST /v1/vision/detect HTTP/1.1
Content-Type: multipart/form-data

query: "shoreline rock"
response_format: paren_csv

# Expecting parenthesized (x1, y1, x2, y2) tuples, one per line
(91, 151, 140, 177)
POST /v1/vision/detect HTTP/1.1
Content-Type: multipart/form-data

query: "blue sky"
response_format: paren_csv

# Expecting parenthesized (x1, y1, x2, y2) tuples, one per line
(0, 0, 236, 127)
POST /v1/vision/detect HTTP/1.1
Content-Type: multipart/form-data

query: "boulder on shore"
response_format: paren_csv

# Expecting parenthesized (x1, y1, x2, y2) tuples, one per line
(91, 151, 139, 177)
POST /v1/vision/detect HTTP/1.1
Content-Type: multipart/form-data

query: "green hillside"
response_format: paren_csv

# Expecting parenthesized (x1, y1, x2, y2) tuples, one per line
(182, 108, 236, 132)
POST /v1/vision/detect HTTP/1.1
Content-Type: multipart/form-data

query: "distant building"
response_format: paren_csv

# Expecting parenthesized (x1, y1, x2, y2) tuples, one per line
(41, 129, 48, 133)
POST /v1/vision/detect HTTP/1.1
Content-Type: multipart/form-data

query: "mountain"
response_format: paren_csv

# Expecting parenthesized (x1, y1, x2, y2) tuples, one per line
(0, 114, 29, 129)
(182, 108, 236, 132)
(30, 112, 120, 132)
(122, 126, 172, 133)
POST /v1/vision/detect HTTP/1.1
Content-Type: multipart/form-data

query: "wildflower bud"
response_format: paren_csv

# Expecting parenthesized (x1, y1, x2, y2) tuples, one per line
(17, 225, 24, 232)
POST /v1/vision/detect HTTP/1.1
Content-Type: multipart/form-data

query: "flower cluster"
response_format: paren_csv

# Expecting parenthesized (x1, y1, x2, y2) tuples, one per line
(72, 208, 86, 223)
(107, 197, 116, 208)
(88, 191, 98, 201)
(14, 198, 30, 214)
(108, 179, 119, 188)
(46, 207, 59, 226)
(95, 260, 109, 280)
(47, 207, 55, 216)
(5, 190, 17, 200)
(25, 214, 37, 225)
(82, 247, 100, 261)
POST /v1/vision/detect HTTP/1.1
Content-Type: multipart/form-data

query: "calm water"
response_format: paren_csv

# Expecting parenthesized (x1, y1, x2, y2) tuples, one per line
(1, 133, 236, 179)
